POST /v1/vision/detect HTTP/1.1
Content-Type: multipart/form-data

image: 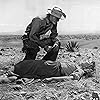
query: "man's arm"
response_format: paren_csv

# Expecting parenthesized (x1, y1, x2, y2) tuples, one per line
(50, 24, 58, 39)
(50, 24, 60, 50)
(43, 64, 84, 82)
(29, 18, 45, 48)
(43, 76, 74, 82)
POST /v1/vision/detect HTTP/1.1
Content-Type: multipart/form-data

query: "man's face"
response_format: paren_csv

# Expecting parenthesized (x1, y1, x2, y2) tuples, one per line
(50, 15, 59, 25)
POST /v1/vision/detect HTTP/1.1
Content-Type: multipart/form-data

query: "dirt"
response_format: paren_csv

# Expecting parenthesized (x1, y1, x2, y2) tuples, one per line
(0, 35, 100, 100)
(0, 47, 100, 100)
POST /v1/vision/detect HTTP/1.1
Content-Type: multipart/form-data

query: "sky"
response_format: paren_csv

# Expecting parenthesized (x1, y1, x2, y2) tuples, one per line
(0, 0, 100, 34)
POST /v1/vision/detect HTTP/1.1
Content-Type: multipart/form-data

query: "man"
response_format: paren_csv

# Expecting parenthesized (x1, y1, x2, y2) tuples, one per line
(22, 6, 66, 61)
(0, 60, 84, 83)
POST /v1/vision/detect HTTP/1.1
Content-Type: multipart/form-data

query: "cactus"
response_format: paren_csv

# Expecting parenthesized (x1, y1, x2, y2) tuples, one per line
(65, 41, 80, 52)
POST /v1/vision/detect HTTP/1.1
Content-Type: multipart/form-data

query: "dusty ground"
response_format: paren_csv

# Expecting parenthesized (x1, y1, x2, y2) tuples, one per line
(0, 36, 100, 100)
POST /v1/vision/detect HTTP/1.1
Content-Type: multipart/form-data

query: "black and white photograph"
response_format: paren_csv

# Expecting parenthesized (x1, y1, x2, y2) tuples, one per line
(0, 0, 100, 100)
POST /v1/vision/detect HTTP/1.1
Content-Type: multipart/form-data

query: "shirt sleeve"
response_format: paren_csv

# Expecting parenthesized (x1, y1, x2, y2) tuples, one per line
(29, 18, 45, 47)
(50, 24, 58, 39)
(29, 18, 40, 42)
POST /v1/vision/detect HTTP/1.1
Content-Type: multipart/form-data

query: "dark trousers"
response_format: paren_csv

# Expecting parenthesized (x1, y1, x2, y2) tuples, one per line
(23, 48, 38, 60)
(23, 45, 60, 61)
(23, 47, 59, 61)
(42, 41, 61, 61)
(42, 48, 59, 61)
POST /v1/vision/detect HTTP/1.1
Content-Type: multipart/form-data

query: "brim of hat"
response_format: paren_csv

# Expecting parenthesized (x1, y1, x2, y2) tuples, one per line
(47, 9, 65, 20)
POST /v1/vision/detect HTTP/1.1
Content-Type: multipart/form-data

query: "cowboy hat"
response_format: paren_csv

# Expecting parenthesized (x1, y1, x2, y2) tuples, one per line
(47, 7, 66, 19)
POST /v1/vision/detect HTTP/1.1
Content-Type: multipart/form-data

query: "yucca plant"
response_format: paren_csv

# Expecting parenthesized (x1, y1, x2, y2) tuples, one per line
(65, 41, 80, 52)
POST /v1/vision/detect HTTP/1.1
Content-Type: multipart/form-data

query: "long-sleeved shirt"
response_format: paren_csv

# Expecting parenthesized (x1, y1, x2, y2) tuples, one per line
(14, 60, 61, 79)
(25, 16, 58, 48)
(14, 60, 84, 80)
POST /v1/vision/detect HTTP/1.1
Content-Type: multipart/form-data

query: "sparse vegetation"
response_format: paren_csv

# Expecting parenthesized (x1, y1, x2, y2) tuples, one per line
(65, 41, 80, 52)
(58, 34, 100, 40)
(0, 34, 100, 100)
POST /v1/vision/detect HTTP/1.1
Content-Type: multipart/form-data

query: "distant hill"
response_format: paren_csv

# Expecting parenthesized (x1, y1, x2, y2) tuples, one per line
(0, 34, 100, 48)
(0, 30, 24, 35)
(0, 33, 100, 41)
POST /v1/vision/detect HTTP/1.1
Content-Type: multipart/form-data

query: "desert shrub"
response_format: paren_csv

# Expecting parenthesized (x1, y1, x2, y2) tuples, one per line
(65, 41, 80, 52)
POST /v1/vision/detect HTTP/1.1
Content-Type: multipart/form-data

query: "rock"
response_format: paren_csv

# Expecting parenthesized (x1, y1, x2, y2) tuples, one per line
(1, 48, 5, 51)
(93, 47, 98, 49)
(0, 75, 10, 83)
(12, 85, 22, 91)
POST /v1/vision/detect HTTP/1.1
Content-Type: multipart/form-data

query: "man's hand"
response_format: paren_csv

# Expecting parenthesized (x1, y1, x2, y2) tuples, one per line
(44, 45, 52, 52)
(52, 43, 59, 52)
